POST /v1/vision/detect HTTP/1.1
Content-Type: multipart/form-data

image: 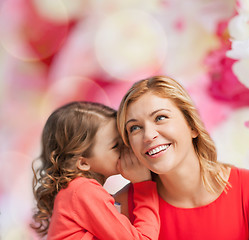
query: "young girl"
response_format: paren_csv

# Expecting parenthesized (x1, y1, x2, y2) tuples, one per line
(115, 75, 249, 240)
(31, 101, 160, 240)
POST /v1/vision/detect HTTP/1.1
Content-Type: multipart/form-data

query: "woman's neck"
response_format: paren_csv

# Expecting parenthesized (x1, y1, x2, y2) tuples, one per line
(156, 164, 224, 208)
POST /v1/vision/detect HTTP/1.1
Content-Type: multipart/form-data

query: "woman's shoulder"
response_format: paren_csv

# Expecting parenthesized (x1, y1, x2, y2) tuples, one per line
(230, 167, 249, 190)
(230, 167, 249, 208)
(231, 166, 249, 179)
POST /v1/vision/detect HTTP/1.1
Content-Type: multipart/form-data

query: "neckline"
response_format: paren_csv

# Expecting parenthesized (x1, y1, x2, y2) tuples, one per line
(159, 167, 233, 210)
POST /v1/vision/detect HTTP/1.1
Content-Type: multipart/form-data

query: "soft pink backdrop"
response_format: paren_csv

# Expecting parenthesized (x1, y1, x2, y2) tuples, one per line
(0, 0, 248, 239)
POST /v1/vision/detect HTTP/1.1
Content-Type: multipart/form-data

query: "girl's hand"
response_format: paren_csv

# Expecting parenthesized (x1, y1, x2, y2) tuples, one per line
(117, 146, 151, 183)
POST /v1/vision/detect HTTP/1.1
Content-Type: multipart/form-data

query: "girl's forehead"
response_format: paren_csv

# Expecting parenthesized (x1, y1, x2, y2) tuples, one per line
(96, 118, 118, 141)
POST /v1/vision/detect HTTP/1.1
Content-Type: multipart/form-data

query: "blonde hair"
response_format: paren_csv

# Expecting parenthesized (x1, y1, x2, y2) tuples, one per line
(31, 101, 116, 237)
(117, 76, 230, 194)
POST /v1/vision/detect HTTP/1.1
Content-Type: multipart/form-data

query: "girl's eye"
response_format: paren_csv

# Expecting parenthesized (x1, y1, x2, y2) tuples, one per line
(129, 125, 140, 133)
(156, 115, 166, 122)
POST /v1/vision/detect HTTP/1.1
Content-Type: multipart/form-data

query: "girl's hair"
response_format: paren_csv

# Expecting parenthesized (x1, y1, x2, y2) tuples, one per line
(117, 75, 230, 194)
(31, 101, 117, 237)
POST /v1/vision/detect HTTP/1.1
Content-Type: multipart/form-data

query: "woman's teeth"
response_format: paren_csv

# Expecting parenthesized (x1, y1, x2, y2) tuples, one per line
(147, 144, 170, 156)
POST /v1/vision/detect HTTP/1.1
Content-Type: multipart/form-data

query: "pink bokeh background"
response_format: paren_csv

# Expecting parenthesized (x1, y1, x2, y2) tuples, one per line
(0, 0, 248, 239)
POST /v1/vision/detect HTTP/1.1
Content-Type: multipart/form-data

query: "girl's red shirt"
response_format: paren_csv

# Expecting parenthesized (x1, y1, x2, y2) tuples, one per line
(47, 178, 160, 240)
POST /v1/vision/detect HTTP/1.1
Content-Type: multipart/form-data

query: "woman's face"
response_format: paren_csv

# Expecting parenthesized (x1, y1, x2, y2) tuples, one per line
(87, 118, 120, 178)
(125, 92, 198, 175)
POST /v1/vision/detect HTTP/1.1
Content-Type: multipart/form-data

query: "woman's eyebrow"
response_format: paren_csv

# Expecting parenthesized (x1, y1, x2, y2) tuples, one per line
(150, 108, 171, 116)
(125, 119, 137, 128)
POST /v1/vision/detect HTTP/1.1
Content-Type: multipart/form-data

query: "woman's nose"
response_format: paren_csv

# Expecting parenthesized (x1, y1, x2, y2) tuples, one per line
(143, 124, 158, 142)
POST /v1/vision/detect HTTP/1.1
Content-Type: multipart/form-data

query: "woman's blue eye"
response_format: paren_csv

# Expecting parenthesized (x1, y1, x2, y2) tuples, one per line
(156, 115, 166, 122)
(129, 125, 140, 133)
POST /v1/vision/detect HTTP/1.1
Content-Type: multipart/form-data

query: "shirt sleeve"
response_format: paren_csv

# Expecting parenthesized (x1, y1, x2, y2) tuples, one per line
(72, 179, 160, 240)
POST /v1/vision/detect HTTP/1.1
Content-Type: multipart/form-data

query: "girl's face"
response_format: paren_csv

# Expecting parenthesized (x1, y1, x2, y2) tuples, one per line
(87, 118, 120, 178)
(125, 92, 198, 175)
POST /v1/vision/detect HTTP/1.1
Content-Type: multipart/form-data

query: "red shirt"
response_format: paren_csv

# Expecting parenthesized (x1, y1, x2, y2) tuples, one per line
(128, 167, 249, 240)
(47, 177, 160, 240)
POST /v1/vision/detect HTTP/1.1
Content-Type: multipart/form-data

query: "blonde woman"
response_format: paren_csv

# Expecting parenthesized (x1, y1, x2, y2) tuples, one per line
(115, 75, 249, 240)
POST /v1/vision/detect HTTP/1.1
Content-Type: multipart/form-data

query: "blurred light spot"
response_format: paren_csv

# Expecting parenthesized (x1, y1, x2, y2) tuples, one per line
(232, 59, 249, 89)
(0, 151, 32, 194)
(0, 0, 32, 60)
(0, 49, 7, 104)
(245, 121, 249, 128)
(0, 151, 34, 237)
(174, 17, 186, 31)
(32, 0, 68, 23)
(95, 10, 167, 81)
(212, 108, 249, 168)
(40, 76, 111, 118)
(0, 0, 69, 61)
(1, 225, 32, 240)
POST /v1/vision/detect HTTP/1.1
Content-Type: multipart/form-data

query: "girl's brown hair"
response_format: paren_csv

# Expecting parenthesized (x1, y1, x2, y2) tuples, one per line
(31, 101, 116, 237)
(117, 76, 230, 194)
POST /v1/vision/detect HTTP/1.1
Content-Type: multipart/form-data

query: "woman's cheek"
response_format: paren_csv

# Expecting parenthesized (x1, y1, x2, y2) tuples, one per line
(130, 137, 140, 153)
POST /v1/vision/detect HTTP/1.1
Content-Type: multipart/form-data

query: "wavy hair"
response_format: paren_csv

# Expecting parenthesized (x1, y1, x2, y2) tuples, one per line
(31, 101, 116, 237)
(117, 76, 230, 194)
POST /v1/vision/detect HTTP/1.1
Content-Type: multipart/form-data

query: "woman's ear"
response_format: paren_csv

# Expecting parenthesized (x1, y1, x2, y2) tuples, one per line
(191, 128, 199, 138)
(77, 157, 91, 171)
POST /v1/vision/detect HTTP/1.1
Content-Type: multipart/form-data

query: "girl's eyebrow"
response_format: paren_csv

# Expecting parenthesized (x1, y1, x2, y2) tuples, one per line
(125, 109, 171, 127)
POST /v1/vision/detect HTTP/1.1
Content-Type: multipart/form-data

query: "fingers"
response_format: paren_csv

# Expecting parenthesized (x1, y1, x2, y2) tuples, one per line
(121, 146, 139, 167)
(119, 146, 151, 183)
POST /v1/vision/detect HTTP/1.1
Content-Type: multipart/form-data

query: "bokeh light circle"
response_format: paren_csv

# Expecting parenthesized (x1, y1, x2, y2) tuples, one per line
(40, 76, 111, 119)
(232, 59, 249, 89)
(0, 0, 69, 61)
(31, 0, 69, 23)
(95, 10, 167, 81)
(0, 151, 34, 237)
(212, 108, 249, 168)
(32, 0, 90, 21)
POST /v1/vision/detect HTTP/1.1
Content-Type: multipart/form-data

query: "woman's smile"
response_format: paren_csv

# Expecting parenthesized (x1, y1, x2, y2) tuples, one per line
(146, 144, 171, 157)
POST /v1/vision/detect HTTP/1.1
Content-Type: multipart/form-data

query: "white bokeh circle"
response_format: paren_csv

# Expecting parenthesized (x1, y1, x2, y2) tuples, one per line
(95, 10, 167, 81)
(212, 108, 249, 169)
(39, 76, 111, 119)
(0, 0, 69, 61)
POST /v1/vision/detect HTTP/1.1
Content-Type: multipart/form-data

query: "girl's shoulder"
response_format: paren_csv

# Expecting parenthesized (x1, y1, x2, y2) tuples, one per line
(57, 177, 103, 198)
(56, 177, 113, 206)
(69, 177, 103, 193)
(70, 177, 101, 187)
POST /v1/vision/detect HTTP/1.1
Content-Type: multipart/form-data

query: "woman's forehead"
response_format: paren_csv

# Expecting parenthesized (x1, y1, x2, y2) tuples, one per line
(126, 93, 177, 118)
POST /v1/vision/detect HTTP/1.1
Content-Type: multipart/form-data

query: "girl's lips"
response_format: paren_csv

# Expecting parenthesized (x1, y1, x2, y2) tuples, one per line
(146, 144, 171, 156)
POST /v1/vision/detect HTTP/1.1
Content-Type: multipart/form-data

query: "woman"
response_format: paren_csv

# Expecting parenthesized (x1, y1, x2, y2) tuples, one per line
(115, 75, 249, 240)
